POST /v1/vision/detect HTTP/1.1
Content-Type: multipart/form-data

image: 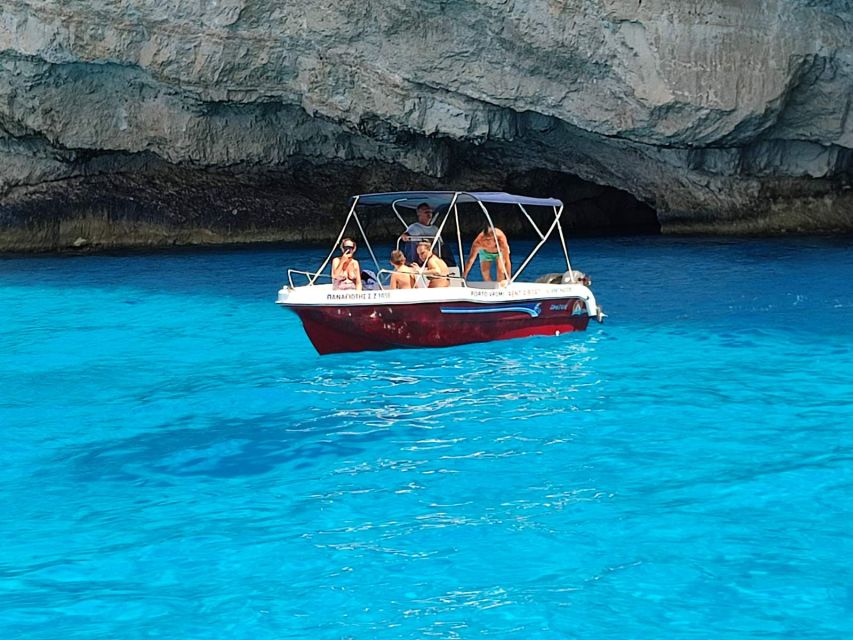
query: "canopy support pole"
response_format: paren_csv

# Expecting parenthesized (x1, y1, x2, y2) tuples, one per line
(351, 207, 383, 287)
(510, 204, 566, 284)
(310, 197, 358, 285)
(390, 199, 410, 229)
(474, 199, 508, 284)
(415, 192, 458, 283)
(454, 200, 465, 286)
(518, 204, 545, 240)
(554, 204, 574, 279)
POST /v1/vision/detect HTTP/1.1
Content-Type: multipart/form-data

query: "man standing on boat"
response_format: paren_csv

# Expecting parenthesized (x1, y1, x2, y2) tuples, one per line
(463, 226, 511, 283)
(401, 202, 446, 266)
(401, 203, 440, 242)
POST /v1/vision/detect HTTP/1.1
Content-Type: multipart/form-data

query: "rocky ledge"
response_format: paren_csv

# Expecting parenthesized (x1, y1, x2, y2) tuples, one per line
(0, 0, 851, 251)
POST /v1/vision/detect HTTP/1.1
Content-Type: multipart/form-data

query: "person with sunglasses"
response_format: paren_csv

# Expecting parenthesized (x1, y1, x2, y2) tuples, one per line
(332, 238, 362, 290)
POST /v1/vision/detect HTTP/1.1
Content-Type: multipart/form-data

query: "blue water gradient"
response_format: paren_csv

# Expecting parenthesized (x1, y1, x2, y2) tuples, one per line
(1, 237, 852, 638)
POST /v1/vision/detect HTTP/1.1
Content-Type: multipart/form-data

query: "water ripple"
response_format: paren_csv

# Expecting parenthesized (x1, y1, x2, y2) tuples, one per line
(2, 238, 852, 638)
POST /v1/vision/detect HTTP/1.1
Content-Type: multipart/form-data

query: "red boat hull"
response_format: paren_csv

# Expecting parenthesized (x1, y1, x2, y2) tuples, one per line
(290, 298, 591, 354)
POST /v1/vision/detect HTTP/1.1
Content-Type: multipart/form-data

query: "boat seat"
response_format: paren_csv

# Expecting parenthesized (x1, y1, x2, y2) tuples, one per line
(446, 267, 464, 287)
(361, 270, 381, 290)
(535, 272, 563, 284)
(467, 281, 502, 289)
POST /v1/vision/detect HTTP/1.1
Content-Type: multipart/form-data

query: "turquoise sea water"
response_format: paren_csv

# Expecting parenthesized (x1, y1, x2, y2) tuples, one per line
(1, 236, 852, 638)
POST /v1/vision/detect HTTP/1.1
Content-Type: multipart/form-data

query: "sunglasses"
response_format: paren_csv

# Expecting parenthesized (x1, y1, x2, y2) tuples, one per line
(342, 245, 355, 251)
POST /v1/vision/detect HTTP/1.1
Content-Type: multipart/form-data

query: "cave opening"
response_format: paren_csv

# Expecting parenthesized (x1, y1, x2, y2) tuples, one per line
(502, 169, 661, 235)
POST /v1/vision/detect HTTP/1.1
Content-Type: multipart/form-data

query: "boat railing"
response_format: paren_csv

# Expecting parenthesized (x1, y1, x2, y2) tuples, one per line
(287, 269, 332, 288)
(288, 268, 462, 290)
(396, 234, 443, 247)
(375, 268, 423, 289)
(396, 235, 457, 267)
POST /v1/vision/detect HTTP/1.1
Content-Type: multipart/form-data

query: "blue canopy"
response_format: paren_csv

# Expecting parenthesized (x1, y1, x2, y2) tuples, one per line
(353, 191, 562, 208)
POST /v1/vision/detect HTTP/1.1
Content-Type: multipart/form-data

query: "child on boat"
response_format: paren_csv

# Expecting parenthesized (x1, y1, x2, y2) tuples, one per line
(389, 250, 417, 289)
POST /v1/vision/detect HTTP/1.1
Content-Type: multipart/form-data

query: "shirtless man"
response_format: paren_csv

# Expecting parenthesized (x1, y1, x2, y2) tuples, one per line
(463, 225, 511, 283)
(416, 242, 449, 288)
(389, 249, 417, 289)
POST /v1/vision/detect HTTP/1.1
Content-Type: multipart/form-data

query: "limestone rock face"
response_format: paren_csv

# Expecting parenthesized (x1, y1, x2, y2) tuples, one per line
(0, 0, 851, 249)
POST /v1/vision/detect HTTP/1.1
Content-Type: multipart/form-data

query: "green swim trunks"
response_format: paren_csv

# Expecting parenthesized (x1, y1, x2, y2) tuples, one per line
(478, 248, 500, 263)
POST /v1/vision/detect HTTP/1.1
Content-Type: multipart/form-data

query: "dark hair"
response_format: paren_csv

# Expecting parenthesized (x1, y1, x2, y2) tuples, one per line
(390, 249, 406, 265)
(481, 225, 495, 235)
(417, 203, 432, 213)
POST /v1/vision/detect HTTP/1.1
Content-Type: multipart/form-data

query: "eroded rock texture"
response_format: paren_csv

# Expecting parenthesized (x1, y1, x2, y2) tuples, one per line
(0, 0, 851, 249)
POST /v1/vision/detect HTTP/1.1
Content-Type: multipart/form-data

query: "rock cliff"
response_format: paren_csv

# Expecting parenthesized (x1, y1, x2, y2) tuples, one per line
(0, 0, 851, 250)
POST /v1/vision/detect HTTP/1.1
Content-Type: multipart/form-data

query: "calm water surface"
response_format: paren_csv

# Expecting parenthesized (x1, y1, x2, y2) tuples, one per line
(1, 237, 852, 638)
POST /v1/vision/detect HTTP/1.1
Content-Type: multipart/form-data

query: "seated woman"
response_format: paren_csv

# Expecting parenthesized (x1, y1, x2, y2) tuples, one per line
(331, 238, 362, 290)
(416, 242, 450, 288)
(389, 250, 417, 289)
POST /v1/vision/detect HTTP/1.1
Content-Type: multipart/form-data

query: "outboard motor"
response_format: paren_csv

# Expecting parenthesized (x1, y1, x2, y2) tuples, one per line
(562, 270, 591, 286)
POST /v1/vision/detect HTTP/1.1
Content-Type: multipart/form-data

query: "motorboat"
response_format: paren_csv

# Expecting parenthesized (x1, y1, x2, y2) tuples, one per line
(276, 191, 604, 354)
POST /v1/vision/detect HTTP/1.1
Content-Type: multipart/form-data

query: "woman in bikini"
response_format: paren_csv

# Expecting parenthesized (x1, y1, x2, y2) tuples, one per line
(416, 242, 450, 288)
(463, 225, 511, 283)
(331, 238, 362, 290)
(389, 250, 417, 289)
